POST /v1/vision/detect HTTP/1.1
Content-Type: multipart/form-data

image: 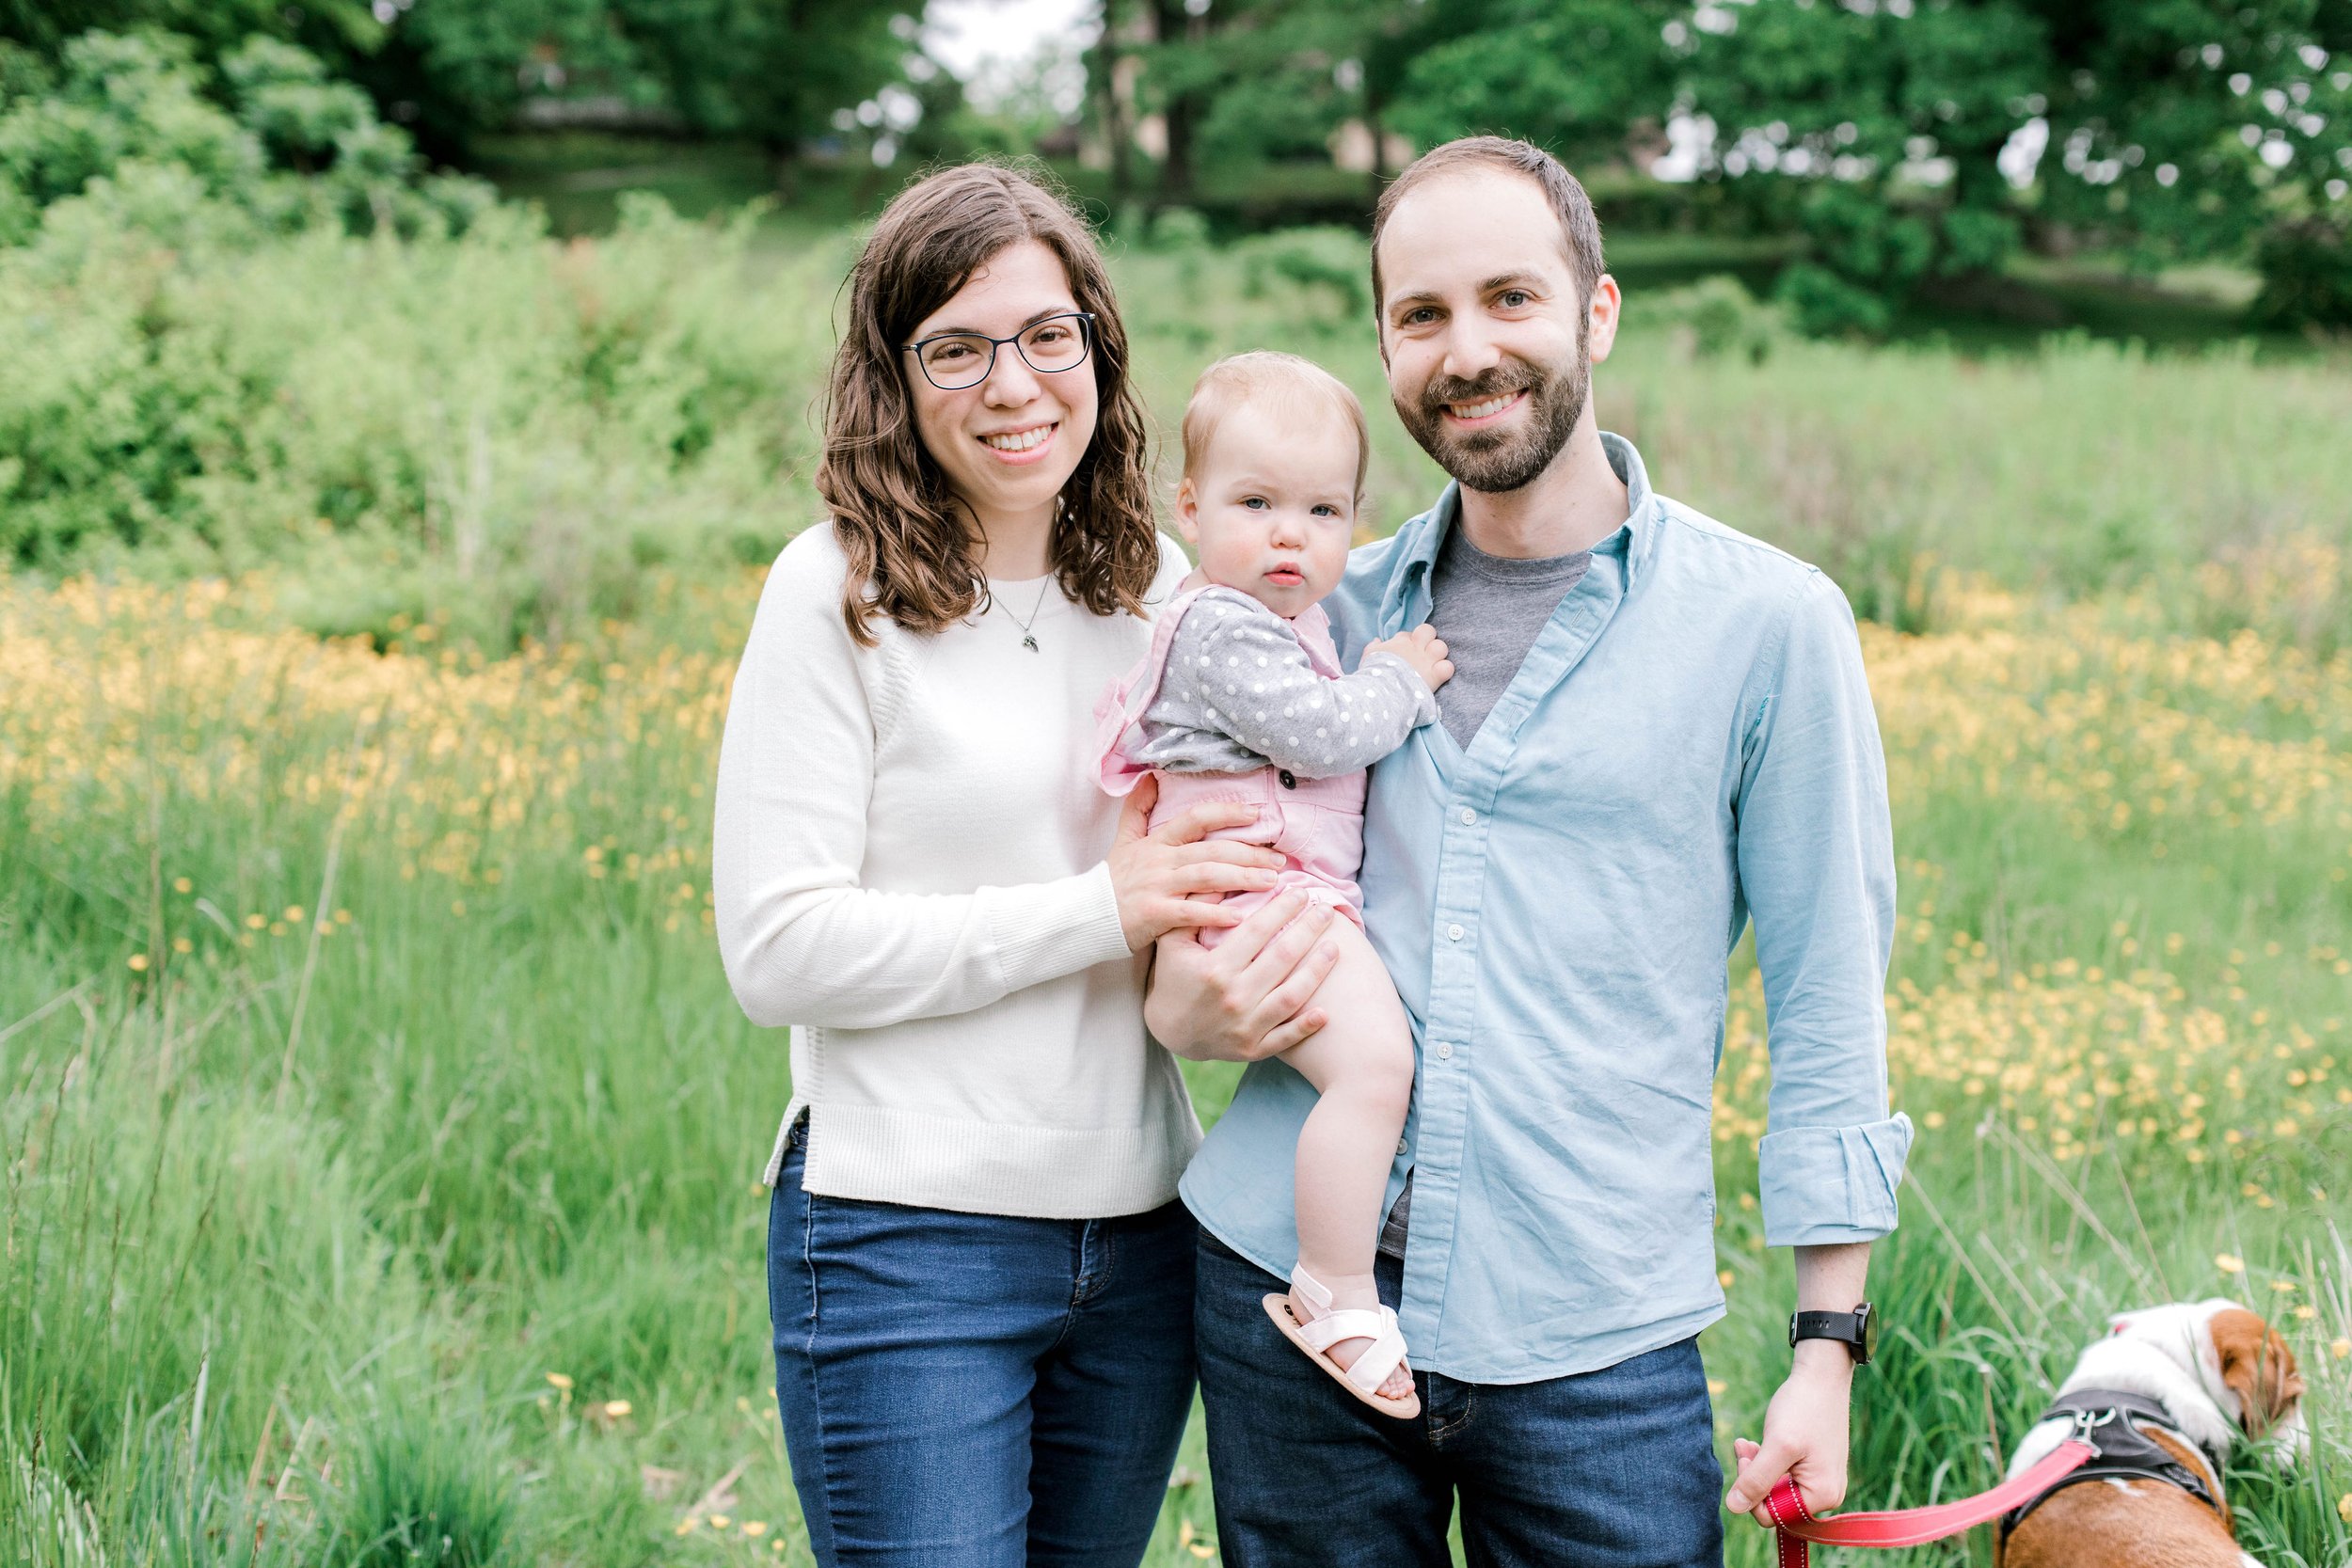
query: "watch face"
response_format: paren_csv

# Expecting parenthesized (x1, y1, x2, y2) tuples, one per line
(1853, 1303, 1874, 1361)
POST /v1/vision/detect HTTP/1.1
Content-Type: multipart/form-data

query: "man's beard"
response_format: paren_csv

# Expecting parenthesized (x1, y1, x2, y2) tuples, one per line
(1391, 315, 1590, 495)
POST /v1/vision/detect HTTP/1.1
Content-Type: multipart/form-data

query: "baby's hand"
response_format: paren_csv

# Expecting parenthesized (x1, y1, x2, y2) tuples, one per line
(1367, 624, 1454, 692)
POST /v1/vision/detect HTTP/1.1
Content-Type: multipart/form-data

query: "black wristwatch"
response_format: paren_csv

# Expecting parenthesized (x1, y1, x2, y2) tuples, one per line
(1789, 1304, 1874, 1366)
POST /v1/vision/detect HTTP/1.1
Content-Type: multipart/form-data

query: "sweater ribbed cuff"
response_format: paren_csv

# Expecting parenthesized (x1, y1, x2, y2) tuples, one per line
(985, 862, 1133, 994)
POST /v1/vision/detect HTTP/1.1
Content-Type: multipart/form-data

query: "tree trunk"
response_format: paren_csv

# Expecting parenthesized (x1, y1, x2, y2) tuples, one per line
(1100, 0, 1133, 203)
(1148, 0, 1200, 205)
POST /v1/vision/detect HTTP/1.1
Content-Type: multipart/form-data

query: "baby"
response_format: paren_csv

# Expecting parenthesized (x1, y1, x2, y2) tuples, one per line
(1096, 352, 1451, 1417)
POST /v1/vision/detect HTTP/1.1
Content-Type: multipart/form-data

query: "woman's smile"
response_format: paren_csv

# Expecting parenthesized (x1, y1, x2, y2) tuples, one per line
(977, 420, 1058, 463)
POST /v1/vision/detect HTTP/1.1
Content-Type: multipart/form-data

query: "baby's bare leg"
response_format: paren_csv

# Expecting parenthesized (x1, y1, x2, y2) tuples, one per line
(1279, 915, 1416, 1400)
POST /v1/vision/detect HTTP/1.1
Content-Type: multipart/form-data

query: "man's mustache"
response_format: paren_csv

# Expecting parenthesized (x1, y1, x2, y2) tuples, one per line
(1419, 368, 1533, 416)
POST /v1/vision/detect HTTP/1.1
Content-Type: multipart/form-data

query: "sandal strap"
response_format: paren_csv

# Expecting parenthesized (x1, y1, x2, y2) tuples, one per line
(1293, 1305, 1386, 1354)
(1296, 1305, 1410, 1396)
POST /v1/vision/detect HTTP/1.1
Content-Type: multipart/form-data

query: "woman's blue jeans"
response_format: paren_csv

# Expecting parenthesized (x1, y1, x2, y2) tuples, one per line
(767, 1119, 1197, 1567)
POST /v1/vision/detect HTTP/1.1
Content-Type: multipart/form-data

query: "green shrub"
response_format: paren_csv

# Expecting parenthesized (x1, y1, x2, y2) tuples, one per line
(222, 36, 373, 169)
(0, 28, 492, 248)
(326, 1412, 517, 1568)
(0, 192, 838, 647)
(2252, 215, 2352, 330)
(1231, 225, 1370, 322)
(1640, 274, 1789, 363)
(1773, 258, 1895, 337)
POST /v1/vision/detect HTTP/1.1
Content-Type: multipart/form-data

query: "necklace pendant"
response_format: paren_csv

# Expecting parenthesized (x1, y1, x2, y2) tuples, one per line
(1022, 634, 1040, 652)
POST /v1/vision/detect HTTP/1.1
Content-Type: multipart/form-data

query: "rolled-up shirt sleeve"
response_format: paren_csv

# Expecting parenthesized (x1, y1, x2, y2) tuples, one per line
(1736, 570, 1913, 1246)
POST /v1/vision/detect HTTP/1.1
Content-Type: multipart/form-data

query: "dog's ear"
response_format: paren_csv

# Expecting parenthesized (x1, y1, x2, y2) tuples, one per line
(2210, 1307, 2304, 1436)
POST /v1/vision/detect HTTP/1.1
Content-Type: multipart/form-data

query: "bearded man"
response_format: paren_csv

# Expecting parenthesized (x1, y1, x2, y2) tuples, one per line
(1146, 136, 1912, 1566)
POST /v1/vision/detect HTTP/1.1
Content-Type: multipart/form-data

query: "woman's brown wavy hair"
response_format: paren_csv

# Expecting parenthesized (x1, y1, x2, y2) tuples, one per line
(817, 162, 1159, 645)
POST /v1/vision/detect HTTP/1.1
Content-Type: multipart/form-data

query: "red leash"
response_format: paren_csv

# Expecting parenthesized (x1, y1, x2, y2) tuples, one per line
(1762, 1439, 2096, 1568)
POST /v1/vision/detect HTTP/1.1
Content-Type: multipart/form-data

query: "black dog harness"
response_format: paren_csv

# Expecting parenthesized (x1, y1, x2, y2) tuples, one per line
(1999, 1389, 2224, 1538)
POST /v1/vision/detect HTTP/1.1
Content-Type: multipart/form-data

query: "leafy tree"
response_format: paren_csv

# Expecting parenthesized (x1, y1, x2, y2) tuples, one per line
(1674, 0, 2352, 331)
(2024, 0, 2352, 264)
(1385, 0, 1679, 170)
(605, 0, 914, 153)
(0, 0, 379, 62)
(0, 28, 490, 247)
(1676, 0, 2047, 332)
(0, 31, 263, 213)
(358, 0, 916, 162)
(1364, 0, 2352, 330)
(1115, 0, 1470, 205)
(8, 0, 926, 167)
(225, 36, 377, 171)
(1138, 0, 1228, 201)
(0, 0, 584, 160)
(358, 0, 632, 158)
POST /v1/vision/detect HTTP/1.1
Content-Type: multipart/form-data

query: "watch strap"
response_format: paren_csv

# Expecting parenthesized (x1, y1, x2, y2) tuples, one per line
(1790, 1307, 1871, 1364)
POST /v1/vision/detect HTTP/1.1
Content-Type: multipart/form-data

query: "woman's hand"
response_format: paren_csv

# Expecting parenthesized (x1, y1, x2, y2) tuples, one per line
(1107, 776, 1287, 953)
(1144, 890, 1341, 1062)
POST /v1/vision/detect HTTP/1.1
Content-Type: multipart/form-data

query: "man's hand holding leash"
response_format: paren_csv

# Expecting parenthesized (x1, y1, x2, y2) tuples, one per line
(1724, 1241, 1872, 1525)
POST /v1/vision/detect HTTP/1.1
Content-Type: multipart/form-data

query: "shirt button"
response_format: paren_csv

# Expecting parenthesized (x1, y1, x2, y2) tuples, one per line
(1396, 1138, 1409, 1154)
(1435, 1041, 1454, 1060)
(1459, 807, 1477, 826)
(1446, 923, 1465, 942)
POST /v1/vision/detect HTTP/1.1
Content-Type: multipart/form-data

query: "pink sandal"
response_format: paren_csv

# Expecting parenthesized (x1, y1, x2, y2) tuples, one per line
(1261, 1264, 1421, 1420)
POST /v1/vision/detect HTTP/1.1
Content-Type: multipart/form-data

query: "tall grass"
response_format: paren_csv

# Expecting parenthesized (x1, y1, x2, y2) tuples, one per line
(6, 208, 2350, 650)
(7, 559, 2349, 1565)
(4, 214, 2350, 1565)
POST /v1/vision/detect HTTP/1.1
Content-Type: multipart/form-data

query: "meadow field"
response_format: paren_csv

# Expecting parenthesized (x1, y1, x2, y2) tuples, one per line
(6, 211, 2352, 1566)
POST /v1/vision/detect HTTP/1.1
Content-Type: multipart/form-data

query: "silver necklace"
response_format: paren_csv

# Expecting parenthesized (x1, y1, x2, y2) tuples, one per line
(999, 578, 1053, 652)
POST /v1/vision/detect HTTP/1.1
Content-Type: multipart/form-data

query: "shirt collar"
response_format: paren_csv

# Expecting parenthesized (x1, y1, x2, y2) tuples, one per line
(1601, 431, 1661, 588)
(1385, 431, 1660, 624)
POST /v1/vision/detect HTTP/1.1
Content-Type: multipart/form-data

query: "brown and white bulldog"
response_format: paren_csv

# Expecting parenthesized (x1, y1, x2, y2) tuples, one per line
(1996, 1299, 2307, 1568)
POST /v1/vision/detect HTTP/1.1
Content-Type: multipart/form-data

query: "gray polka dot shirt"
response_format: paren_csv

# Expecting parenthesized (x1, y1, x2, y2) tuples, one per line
(1126, 587, 1439, 779)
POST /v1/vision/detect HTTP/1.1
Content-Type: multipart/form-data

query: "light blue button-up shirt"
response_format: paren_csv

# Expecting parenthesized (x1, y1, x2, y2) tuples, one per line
(1179, 434, 1913, 1385)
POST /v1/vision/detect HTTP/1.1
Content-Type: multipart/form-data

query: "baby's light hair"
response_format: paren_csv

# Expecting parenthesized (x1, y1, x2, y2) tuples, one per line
(1180, 351, 1371, 503)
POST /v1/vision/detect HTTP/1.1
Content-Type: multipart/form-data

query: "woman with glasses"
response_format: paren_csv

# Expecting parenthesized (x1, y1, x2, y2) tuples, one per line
(713, 163, 1284, 1566)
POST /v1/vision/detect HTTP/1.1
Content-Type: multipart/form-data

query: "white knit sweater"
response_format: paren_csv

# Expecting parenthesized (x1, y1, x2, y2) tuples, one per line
(714, 522, 1201, 1217)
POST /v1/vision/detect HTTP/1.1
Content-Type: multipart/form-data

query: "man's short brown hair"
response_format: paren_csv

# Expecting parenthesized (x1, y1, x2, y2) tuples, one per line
(1370, 136, 1607, 314)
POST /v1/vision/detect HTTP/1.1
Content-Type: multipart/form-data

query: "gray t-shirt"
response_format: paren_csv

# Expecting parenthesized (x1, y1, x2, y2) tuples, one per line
(1378, 525, 1590, 1259)
(1426, 526, 1592, 750)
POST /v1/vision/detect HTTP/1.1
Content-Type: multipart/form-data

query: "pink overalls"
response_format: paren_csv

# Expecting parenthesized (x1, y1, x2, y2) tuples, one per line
(1095, 587, 1368, 940)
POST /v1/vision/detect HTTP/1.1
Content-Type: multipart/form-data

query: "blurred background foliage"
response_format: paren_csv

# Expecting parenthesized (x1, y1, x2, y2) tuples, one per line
(3, 0, 2349, 320)
(2, 0, 2351, 644)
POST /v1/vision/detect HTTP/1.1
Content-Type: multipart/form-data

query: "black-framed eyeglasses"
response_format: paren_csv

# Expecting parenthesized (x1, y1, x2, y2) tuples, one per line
(902, 311, 1096, 391)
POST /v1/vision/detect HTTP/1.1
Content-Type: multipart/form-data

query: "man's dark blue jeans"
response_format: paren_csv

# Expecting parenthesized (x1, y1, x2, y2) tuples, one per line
(767, 1120, 1198, 1568)
(1195, 1230, 1726, 1567)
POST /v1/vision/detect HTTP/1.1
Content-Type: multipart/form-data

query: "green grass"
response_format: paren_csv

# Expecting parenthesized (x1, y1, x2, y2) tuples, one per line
(5, 208, 2352, 1566)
